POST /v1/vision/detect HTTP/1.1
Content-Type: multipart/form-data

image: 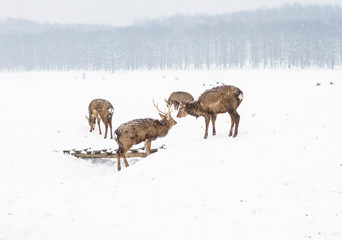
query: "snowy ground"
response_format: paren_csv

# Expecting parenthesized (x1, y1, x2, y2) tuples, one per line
(0, 69, 341, 240)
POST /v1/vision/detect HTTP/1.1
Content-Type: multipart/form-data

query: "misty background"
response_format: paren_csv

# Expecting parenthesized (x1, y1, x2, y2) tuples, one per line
(1, 4, 342, 71)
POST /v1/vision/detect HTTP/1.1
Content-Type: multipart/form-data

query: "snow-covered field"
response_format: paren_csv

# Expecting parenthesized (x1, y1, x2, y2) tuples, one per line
(0, 70, 341, 240)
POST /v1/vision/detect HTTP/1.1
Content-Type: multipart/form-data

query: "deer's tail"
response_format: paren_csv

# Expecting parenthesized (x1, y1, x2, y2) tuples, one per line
(236, 91, 243, 105)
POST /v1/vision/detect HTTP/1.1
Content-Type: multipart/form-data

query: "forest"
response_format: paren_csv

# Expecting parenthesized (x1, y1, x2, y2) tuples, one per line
(0, 4, 341, 71)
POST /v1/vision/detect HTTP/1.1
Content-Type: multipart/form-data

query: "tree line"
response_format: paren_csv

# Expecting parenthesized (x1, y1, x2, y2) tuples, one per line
(0, 4, 342, 71)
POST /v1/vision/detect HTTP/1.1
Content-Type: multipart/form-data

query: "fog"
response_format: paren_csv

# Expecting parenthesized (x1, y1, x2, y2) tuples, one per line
(1, 0, 341, 26)
(1, 5, 341, 71)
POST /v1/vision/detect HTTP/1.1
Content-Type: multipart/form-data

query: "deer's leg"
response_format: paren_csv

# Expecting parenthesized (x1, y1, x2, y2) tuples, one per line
(116, 152, 122, 171)
(233, 111, 240, 138)
(204, 114, 210, 139)
(117, 145, 129, 171)
(145, 139, 152, 156)
(123, 153, 129, 167)
(211, 114, 217, 136)
(228, 111, 235, 137)
(97, 117, 102, 135)
(104, 122, 108, 139)
(109, 118, 113, 139)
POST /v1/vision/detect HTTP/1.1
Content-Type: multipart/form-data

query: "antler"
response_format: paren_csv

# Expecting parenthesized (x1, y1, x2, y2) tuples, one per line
(164, 99, 172, 114)
(153, 100, 167, 116)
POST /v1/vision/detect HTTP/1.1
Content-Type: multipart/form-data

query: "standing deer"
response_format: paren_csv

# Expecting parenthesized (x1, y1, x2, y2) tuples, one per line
(177, 85, 243, 139)
(85, 99, 114, 139)
(114, 100, 177, 171)
(167, 91, 194, 110)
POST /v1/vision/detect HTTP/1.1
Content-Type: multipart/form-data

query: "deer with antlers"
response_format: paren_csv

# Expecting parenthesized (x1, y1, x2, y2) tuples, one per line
(85, 99, 114, 139)
(114, 100, 177, 171)
(177, 85, 243, 139)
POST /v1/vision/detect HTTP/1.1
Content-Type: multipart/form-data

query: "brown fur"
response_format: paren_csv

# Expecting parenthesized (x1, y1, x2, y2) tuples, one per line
(167, 91, 194, 110)
(177, 85, 243, 139)
(86, 99, 114, 139)
(114, 102, 177, 171)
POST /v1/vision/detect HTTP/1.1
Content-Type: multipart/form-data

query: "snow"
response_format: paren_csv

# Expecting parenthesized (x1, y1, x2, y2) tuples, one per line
(0, 69, 341, 240)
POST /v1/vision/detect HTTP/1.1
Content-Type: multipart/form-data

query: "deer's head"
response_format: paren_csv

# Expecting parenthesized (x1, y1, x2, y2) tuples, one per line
(85, 115, 96, 130)
(177, 103, 188, 118)
(153, 100, 177, 127)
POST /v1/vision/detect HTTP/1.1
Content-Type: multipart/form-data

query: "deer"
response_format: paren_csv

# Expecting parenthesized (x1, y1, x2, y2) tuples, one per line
(85, 98, 114, 139)
(177, 85, 243, 139)
(114, 100, 177, 171)
(166, 91, 194, 110)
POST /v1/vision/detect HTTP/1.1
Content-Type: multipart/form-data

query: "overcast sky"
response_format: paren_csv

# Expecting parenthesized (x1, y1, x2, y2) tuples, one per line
(1, 0, 341, 26)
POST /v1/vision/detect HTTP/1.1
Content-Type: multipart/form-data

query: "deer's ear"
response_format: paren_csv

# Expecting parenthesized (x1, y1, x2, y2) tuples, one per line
(159, 113, 165, 119)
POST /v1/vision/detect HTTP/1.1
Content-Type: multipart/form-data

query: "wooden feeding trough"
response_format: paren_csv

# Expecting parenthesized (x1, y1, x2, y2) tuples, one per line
(63, 145, 164, 159)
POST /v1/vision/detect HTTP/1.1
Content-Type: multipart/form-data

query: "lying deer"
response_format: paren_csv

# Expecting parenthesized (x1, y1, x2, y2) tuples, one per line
(167, 91, 194, 110)
(85, 98, 114, 139)
(177, 85, 243, 139)
(114, 100, 177, 171)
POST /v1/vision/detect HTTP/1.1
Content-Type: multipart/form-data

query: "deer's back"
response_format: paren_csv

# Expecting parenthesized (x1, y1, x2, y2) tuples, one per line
(198, 85, 242, 113)
(169, 91, 194, 103)
(89, 99, 114, 115)
(115, 118, 167, 145)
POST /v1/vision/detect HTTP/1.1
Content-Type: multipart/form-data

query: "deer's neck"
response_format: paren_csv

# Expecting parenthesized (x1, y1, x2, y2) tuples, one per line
(155, 119, 171, 137)
(186, 101, 202, 118)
